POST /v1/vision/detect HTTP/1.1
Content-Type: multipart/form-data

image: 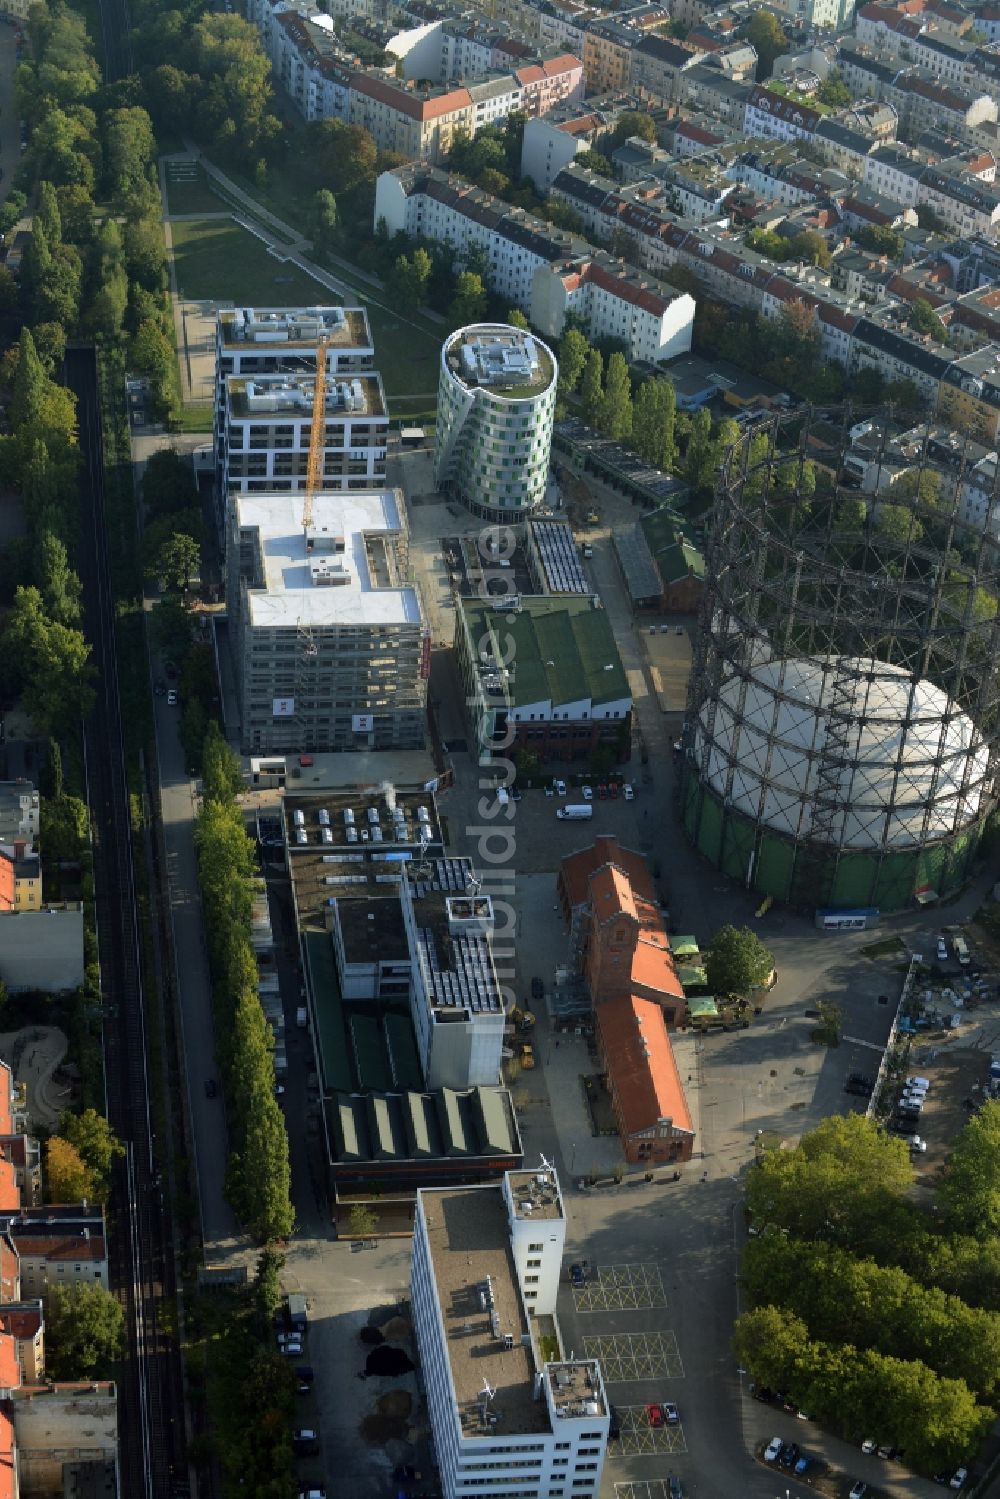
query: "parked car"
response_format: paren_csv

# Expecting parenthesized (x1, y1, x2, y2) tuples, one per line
(669, 1479, 683, 1499)
(581, 785, 593, 801)
(553, 779, 567, 796)
(530, 976, 544, 1001)
(646, 1404, 664, 1428)
(779, 1442, 800, 1469)
(849, 1485, 868, 1499)
(795, 1455, 813, 1475)
(295, 1366, 314, 1393)
(951, 1470, 968, 1490)
(204, 1078, 217, 1099)
(904, 1135, 927, 1153)
(166, 689, 178, 706)
(662, 1402, 679, 1425)
(906, 1076, 931, 1091)
(844, 1073, 875, 1096)
(861, 1440, 877, 1454)
(764, 1437, 783, 1462)
(293, 1430, 319, 1456)
(608, 1405, 620, 1440)
(937, 938, 948, 961)
(622, 783, 635, 801)
(569, 1263, 586, 1286)
(280, 1338, 303, 1357)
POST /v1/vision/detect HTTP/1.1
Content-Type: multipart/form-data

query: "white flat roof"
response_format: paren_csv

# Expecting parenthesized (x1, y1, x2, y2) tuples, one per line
(236, 491, 423, 630)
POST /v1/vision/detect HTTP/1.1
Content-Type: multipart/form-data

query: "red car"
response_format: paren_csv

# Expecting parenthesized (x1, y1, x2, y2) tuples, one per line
(646, 1404, 664, 1428)
(608, 782, 619, 799)
(597, 783, 607, 800)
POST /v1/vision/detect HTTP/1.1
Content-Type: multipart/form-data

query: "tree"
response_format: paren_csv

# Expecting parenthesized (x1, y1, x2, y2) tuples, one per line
(449, 270, 487, 327)
(876, 502, 923, 546)
(746, 10, 787, 78)
(684, 406, 715, 498)
(610, 111, 656, 150)
(596, 352, 632, 440)
(45, 1282, 124, 1379)
(558, 328, 589, 393)
(45, 1136, 94, 1202)
(295, 119, 377, 194)
(40, 793, 89, 863)
(2, 586, 94, 735)
(705, 924, 774, 996)
(859, 224, 904, 259)
(254, 1247, 285, 1321)
(632, 377, 676, 470)
(580, 348, 603, 425)
(909, 297, 947, 341)
(58, 1109, 124, 1201)
(156, 532, 200, 592)
(745, 1115, 915, 1252)
(348, 1202, 378, 1238)
(141, 448, 198, 519)
(202, 722, 244, 804)
(386, 249, 430, 314)
(307, 189, 337, 255)
(36, 532, 82, 625)
(816, 70, 851, 107)
(940, 1102, 1000, 1236)
(506, 308, 530, 330)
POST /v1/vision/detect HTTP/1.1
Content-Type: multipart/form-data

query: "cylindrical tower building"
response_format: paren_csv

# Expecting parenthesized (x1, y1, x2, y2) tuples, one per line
(433, 324, 558, 521)
(680, 412, 1000, 912)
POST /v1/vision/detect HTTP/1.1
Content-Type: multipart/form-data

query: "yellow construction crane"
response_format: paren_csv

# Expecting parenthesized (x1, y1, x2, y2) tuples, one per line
(303, 337, 329, 536)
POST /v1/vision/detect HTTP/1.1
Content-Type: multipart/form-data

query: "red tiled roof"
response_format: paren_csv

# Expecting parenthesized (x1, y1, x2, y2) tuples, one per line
(677, 122, 722, 145)
(596, 994, 693, 1138)
(0, 1159, 17, 1215)
(560, 836, 656, 909)
(0, 1308, 41, 1342)
(516, 64, 544, 85)
(0, 1069, 11, 1139)
(352, 73, 473, 121)
(583, 260, 672, 315)
(542, 53, 583, 74)
(14, 1236, 105, 1262)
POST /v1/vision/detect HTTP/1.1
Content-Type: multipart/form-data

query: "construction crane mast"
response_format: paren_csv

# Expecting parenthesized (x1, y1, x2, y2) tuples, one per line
(303, 337, 328, 535)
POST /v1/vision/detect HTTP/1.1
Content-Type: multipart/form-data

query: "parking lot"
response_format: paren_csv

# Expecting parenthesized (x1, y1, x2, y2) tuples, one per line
(574, 1265, 669, 1314)
(583, 1332, 684, 1383)
(613, 1408, 688, 1458)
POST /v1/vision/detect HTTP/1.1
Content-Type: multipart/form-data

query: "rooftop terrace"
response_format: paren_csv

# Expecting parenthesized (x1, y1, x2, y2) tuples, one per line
(218, 305, 372, 349)
(227, 372, 385, 420)
(445, 325, 556, 399)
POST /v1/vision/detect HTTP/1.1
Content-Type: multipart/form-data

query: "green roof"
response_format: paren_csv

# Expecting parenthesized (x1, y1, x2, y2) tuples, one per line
(687, 996, 718, 1019)
(328, 1087, 520, 1164)
(670, 935, 701, 957)
(641, 507, 706, 584)
(462, 596, 628, 709)
(678, 963, 708, 990)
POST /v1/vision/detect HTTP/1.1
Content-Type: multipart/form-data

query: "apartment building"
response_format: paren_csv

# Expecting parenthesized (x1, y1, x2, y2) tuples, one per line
(938, 347, 1000, 443)
(411, 1167, 610, 1499)
(0, 785, 39, 846)
(455, 595, 632, 763)
(0, 844, 40, 912)
(4, 1206, 109, 1297)
(582, 16, 647, 92)
(631, 32, 705, 99)
(375, 165, 693, 362)
(520, 93, 639, 190)
(226, 489, 428, 755)
(434, 324, 558, 518)
(532, 254, 695, 364)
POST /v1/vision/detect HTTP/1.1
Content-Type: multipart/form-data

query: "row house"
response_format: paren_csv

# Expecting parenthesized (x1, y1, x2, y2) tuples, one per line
(516, 53, 586, 116)
(630, 33, 705, 100)
(349, 75, 475, 161)
(581, 17, 647, 93)
(744, 84, 823, 145)
(728, 144, 849, 207)
(918, 164, 1000, 236)
(374, 166, 694, 361)
(938, 346, 1000, 444)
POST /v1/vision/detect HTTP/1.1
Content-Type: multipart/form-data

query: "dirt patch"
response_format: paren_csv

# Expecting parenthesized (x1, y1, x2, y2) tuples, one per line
(360, 1411, 408, 1444)
(377, 1390, 412, 1419)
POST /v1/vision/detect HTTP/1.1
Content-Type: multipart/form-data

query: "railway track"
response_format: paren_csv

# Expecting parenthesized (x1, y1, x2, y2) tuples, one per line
(68, 347, 188, 1499)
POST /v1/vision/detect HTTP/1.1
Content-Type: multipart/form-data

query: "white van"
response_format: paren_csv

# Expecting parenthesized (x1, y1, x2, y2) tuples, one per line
(954, 936, 971, 966)
(557, 804, 593, 821)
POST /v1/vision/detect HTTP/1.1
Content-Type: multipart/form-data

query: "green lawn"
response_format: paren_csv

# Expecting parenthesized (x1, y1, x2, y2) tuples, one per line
(170, 216, 332, 306)
(164, 162, 228, 217)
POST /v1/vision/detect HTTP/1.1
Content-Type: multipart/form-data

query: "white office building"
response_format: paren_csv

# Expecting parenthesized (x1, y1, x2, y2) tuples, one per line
(434, 325, 558, 520)
(226, 489, 428, 754)
(412, 1166, 610, 1499)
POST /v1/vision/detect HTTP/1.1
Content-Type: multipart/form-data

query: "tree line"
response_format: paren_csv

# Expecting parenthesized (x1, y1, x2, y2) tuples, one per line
(15, 2, 178, 416)
(195, 725, 294, 1244)
(736, 1113, 1000, 1472)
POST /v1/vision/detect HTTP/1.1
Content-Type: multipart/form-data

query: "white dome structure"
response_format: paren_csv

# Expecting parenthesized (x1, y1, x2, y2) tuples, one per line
(697, 656, 988, 849)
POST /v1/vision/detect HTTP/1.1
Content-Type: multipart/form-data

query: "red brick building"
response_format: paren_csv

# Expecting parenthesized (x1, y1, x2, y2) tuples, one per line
(558, 837, 694, 1164)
